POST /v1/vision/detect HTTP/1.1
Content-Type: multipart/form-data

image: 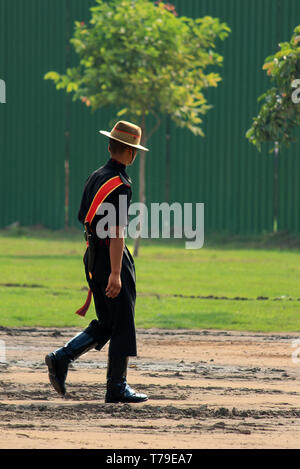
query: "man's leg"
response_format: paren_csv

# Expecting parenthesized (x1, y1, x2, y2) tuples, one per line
(104, 253, 148, 403)
(45, 281, 112, 396)
(105, 355, 148, 403)
(45, 330, 98, 396)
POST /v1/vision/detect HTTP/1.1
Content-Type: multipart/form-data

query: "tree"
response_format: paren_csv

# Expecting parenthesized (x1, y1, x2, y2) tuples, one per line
(45, 0, 230, 254)
(246, 26, 300, 231)
(246, 26, 300, 151)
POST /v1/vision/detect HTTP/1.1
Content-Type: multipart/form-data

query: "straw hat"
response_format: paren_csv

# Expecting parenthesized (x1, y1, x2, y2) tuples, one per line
(99, 120, 149, 152)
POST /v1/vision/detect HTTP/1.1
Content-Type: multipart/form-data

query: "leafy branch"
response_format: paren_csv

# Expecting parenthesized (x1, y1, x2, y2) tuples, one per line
(246, 26, 300, 152)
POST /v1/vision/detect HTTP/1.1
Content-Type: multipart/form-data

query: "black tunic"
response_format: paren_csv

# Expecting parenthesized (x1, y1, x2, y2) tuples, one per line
(79, 158, 137, 357)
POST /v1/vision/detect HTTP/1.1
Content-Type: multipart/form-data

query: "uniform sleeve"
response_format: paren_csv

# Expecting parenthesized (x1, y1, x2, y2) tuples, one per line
(78, 174, 93, 224)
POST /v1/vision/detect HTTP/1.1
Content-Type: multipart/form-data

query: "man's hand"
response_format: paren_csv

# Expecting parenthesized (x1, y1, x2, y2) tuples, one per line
(105, 271, 122, 298)
(106, 226, 124, 298)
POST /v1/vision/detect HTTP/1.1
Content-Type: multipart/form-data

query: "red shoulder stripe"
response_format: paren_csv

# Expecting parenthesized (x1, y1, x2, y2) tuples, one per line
(85, 175, 123, 225)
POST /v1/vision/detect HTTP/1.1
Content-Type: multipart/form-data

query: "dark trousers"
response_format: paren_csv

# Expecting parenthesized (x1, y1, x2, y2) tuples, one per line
(83, 243, 137, 357)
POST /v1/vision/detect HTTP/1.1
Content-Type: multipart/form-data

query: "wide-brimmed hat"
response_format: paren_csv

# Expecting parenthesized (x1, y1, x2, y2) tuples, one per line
(99, 120, 149, 152)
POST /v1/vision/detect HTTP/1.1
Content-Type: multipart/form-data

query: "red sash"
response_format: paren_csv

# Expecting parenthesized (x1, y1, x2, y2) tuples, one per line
(84, 175, 123, 225)
(75, 175, 123, 317)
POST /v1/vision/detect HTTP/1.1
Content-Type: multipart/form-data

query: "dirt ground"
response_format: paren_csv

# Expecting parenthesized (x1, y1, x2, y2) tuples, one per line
(0, 326, 300, 449)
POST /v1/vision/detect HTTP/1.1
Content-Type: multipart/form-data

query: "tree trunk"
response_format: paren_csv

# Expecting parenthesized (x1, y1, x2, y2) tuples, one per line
(133, 114, 147, 257)
(165, 116, 171, 203)
(64, 0, 71, 230)
(273, 141, 279, 233)
(64, 157, 70, 229)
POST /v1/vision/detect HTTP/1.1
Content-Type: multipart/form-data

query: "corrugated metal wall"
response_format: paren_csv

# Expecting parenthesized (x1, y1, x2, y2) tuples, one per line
(0, 0, 66, 228)
(1, 0, 300, 233)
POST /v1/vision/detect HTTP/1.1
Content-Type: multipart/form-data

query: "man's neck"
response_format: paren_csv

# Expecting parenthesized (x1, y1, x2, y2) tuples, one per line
(109, 157, 127, 171)
(110, 155, 126, 166)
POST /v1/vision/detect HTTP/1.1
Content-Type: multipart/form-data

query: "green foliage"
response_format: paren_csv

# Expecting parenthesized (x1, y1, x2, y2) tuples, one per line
(44, 0, 230, 136)
(246, 26, 300, 151)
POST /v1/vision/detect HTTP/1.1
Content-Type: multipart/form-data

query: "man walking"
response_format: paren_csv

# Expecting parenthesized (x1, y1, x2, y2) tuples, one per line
(45, 121, 149, 403)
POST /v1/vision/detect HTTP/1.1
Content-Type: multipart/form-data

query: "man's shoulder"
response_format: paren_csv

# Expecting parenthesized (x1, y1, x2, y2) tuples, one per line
(86, 164, 114, 189)
(93, 164, 131, 188)
(84, 159, 132, 197)
(118, 172, 131, 187)
(92, 164, 108, 179)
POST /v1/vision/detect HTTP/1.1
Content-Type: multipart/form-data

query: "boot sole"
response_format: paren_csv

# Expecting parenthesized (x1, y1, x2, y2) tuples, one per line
(105, 396, 148, 404)
(45, 354, 66, 396)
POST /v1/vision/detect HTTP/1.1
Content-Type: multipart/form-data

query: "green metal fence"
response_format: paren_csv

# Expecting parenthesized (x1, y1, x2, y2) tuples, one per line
(0, 0, 300, 234)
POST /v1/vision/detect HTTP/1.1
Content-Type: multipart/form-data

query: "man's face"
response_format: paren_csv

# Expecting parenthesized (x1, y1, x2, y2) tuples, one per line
(108, 144, 137, 165)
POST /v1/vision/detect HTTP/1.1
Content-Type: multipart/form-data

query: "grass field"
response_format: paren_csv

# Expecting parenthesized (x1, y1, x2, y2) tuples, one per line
(1, 227, 300, 332)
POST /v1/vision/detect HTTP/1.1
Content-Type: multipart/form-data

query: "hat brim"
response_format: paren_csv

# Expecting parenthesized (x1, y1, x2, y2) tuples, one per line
(99, 130, 149, 152)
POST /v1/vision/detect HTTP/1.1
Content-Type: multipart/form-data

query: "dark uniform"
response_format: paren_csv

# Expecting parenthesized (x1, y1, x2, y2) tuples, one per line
(45, 119, 148, 403)
(78, 158, 138, 357)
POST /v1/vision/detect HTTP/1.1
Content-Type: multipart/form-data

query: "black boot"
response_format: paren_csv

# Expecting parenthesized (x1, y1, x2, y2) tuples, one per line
(105, 355, 148, 403)
(45, 332, 97, 396)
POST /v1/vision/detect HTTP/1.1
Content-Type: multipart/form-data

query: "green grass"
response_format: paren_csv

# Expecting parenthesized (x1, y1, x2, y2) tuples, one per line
(1, 227, 300, 332)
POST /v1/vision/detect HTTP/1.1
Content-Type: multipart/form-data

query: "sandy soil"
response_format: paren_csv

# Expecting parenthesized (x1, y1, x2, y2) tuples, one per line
(0, 326, 300, 449)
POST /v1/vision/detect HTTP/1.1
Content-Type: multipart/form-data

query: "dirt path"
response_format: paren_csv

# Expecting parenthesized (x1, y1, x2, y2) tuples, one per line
(0, 327, 300, 449)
